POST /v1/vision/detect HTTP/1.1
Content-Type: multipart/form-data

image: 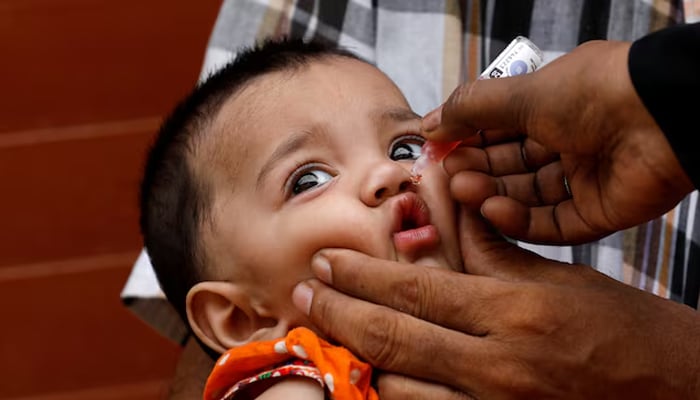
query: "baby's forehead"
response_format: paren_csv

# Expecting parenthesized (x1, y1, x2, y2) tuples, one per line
(212, 55, 396, 119)
(189, 77, 291, 199)
(194, 56, 409, 184)
(197, 74, 285, 163)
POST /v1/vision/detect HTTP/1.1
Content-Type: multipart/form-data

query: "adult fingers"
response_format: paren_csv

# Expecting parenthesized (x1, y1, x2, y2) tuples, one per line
(441, 146, 491, 176)
(444, 138, 558, 177)
(293, 278, 499, 392)
(476, 129, 524, 147)
(448, 170, 499, 209)
(480, 197, 607, 244)
(436, 128, 523, 149)
(306, 249, 498, 334)
(453, 209, 609, 313)
(422, 75, 535, 142)
(450, 161, 570, 210)
(377, 374, 475, 400)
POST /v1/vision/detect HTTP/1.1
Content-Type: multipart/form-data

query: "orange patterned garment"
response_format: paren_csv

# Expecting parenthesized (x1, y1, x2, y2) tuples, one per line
(204, 327, 379, 400)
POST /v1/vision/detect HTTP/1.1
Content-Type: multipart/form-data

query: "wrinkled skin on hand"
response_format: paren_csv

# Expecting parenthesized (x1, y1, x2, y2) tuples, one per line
(293, 209, 700, 399)
(423, 40, 693, 244)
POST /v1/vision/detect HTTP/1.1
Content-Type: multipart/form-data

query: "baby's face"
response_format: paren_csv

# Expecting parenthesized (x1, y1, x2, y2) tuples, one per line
(197, 57, 462, 327)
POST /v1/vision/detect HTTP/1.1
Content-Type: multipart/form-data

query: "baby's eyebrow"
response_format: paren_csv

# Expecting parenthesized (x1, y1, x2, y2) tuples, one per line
(256, 128, 328, 189)
(373, 107, 422, 125)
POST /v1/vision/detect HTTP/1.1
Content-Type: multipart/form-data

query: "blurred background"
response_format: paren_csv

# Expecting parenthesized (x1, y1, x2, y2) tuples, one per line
(0, 0, 222, 399)
(2, 1, 698, 399)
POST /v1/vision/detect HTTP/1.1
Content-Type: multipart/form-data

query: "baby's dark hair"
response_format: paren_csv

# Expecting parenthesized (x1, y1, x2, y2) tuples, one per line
(139, 38, 361, 325)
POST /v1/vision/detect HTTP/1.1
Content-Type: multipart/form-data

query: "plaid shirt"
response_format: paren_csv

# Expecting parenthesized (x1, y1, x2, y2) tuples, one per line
(122, 0, 698, 343)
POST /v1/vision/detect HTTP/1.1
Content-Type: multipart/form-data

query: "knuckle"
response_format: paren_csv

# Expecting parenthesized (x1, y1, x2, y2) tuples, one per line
(494, 362, 542, 397)
(507, 287, 565, 335)
(360, 312, 403, 369)
(390, 272, 422, 314)
(389, 268, 441, 321)
(446, 83, 467, 109)
(508, 86, 534, 133)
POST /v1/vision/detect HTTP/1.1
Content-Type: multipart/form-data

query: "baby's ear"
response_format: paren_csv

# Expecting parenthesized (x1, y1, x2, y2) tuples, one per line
(186, 281, 282, 354)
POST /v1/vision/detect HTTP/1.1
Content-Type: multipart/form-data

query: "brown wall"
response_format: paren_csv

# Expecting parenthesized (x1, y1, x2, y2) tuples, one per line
(0, 1, 223, 398)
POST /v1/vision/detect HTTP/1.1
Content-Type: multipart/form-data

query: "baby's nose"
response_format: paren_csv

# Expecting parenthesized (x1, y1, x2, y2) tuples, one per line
(361, 162, 413, 206)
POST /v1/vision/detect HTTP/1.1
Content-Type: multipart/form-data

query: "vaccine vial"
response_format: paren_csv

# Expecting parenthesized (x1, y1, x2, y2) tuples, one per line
(411, 36, 544, 183)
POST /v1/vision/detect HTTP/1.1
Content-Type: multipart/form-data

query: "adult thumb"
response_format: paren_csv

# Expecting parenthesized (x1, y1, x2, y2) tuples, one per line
(458, 206, 547, 280)
(423, 74, 534, 143)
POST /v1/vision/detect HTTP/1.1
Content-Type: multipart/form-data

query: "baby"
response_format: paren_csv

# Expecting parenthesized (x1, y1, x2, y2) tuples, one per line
(140, 38, 464, 399)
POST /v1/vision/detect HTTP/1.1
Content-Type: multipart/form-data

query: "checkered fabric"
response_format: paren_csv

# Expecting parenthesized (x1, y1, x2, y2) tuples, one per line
(122, 0, 698, 343)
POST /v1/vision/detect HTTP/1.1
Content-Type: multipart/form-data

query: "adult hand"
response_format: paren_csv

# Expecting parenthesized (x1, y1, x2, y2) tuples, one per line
(292, 210, 700, 399)
(422, 40, 694, 244)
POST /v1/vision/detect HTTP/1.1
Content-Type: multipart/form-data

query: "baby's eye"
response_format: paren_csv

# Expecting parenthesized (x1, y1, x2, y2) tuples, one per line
(290, 167, 333, 196)
(389, 135, 426, 161)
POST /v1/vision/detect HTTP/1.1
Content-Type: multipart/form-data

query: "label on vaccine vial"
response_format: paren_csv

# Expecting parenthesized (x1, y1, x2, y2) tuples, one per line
(480, 36, 544, 79)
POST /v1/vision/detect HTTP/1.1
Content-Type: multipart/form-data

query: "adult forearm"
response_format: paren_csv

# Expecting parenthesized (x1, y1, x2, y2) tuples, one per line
(629, 22, 700, 187)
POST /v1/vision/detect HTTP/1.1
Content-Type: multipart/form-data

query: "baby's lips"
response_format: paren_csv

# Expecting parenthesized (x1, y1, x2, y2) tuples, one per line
(390, 192, 440, 255)
(393, 224, 440, 254)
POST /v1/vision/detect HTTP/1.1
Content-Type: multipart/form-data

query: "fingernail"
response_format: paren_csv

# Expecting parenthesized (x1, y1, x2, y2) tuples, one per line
(292, 282, 313, 315)
(422, 107, 442, 133)
(312, 253, 332, 284)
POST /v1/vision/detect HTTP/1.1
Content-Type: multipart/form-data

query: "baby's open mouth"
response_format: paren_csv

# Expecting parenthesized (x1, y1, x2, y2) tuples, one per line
(391, 193, 440, 254)
(401, 215, 419, 230)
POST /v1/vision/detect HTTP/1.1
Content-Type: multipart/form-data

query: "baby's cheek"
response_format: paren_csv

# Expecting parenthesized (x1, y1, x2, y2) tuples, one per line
(249, 211, 386, 308)
(307, 216, 384, 256)
(283, 207, 389, 263)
